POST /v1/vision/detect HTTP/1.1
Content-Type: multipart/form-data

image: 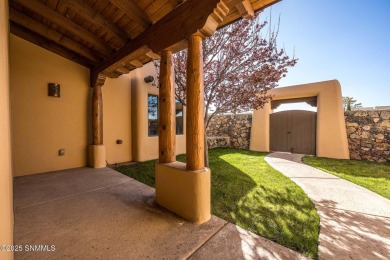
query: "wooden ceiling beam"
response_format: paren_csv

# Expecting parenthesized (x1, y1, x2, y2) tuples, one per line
(129, 59, 143, 68)
(110, 0, 152, 28)
(145, 50, 160, 60)
(9, 8, 102, 62)
(102, 45, 150, 75)
(235, 0, 254, 19)
(114, 67, 130, 74)
(10, 22, 96, 68)
(93, 0, 229, 79)
(57, 0, 129, 45)
(252, 0, 281, 10)
(167, 0, 181, 9)
(12, 0, 113, 56)
(218, 0, 280, 28)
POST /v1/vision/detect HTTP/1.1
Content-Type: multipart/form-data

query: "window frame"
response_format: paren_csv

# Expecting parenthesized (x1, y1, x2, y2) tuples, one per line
(175, 99, 184, 135)
(147, 94, 159, 137)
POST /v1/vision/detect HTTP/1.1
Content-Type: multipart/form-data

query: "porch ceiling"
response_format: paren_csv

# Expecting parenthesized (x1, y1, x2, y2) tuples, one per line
(8, 0, 279, 81)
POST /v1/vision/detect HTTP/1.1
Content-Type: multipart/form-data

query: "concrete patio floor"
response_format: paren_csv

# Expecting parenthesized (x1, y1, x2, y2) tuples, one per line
(13, 167, 307, 259)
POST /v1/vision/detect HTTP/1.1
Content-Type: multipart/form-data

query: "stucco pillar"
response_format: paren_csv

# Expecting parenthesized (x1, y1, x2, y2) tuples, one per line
(158, 50, 176, 163)
(0, 0, 14, 259)
(250, 102, 271, 152)
(89, 84, 106, 168)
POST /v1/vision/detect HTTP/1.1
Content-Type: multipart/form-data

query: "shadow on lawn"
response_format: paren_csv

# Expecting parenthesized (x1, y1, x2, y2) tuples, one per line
(116, 149, 318, 258)
(179, 149, 319, 258)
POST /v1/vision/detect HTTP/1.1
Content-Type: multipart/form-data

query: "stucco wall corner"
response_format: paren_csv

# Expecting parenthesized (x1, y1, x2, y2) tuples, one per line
(0, 0, 14, 259)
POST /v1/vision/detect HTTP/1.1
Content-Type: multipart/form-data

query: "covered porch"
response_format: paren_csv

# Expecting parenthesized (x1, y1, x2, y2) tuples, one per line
(0, 0, 286, 258)
(13, 167, 305, 259)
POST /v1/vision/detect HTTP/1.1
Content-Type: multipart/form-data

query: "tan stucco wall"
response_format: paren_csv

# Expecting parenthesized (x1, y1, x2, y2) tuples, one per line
(10, 35, 90, 176)
(250, 80, 349, 159)
(103, 76, 132, 164)
(0, 0, 14, 259)
(131, 62, 186, 161)
(10, 38, 185, 175)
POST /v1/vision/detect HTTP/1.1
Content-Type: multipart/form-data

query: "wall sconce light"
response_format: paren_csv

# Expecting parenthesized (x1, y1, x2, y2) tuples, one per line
(144, 75, 154, 83)
(48, 83, 60, 97)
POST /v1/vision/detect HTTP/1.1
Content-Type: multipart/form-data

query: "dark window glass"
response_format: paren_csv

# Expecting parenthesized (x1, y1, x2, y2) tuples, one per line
(148, 94, 158, 136)
(176, 99, 184, 135)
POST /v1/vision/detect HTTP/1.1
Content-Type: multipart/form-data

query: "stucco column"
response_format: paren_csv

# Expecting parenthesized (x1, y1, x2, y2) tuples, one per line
(186, 34, 205, 170)
(0, 0, 14, 259)
(158, 50, 176, 163)
(89, 84, 106, 168)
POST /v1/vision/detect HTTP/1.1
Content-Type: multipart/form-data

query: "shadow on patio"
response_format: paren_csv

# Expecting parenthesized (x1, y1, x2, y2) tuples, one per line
(317, 200, 390, 259)
(13, 167, 307, 259)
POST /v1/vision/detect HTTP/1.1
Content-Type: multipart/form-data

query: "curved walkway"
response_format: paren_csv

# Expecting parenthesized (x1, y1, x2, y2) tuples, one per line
(265, 152, 390, 260)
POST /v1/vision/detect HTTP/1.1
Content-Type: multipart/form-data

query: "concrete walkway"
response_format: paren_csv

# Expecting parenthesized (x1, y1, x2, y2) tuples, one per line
(14, 167, 307, 260)
(265, 152, 390, 260)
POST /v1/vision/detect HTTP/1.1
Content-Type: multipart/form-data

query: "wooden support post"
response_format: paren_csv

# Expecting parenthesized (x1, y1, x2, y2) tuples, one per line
(186, 35, 205, 170)
(89, 73, 106, 168)
(158, 50, 176, 163)
(92, 85, 103, 145)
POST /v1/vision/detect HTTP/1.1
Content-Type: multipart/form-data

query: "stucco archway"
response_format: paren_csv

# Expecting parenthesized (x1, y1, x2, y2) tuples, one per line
(250, 80, 350, 159)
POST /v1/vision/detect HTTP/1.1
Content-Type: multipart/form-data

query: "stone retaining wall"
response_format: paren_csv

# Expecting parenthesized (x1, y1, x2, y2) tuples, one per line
(206, 110, 390, 162)
(345, 110, 390, 162)
(206, 114, 252, 149)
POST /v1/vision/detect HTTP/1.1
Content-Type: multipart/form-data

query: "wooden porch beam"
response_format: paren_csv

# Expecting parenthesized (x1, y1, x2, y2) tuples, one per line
(167, 0, 183, 9)
(9, 8, 102, 62)
(13, 0, 113, 56)
(93, 0, 229, 77)
(145, 50, 160, 60)
(129, 59, 143, 68)
(114, 66, 130, 74)
(110, 0, 152, 28)
(10, 22, 95, 68)
(235, 0, 254, 19)
(91, 73, 106, 88)
(57, 0, 129, 44)
(218, 0, 280, 28)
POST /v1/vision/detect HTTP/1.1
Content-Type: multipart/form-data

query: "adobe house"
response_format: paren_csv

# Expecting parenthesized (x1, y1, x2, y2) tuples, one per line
(0, 0, 280, 259)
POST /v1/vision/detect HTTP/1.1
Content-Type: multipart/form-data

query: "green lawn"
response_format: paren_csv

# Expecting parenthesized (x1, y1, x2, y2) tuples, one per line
(115, 148, 319, 259)
(303, 156, 390, 200)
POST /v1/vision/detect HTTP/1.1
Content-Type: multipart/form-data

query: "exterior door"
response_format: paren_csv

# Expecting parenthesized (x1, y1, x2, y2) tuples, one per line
(270, 110, 316, 155)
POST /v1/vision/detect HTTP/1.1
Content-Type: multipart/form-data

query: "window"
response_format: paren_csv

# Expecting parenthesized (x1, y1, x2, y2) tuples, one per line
(176, 99, 184, 135)
(148, 94, 158, 136)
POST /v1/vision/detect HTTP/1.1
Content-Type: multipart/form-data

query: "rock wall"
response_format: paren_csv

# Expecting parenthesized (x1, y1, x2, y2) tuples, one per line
(345, 110, 390, 162)
(206, 110, 390, 162)
(206, 114, 252, 149)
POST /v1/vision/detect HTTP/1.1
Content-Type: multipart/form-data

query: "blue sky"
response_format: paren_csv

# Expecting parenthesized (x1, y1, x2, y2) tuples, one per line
(267, 0, 390, 107)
